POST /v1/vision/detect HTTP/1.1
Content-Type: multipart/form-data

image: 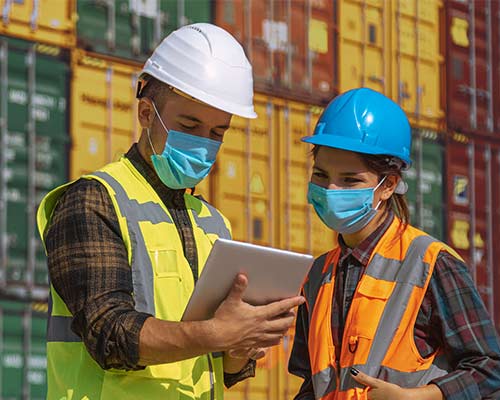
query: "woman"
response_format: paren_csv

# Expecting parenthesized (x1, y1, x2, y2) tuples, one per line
(289, 88, 500, 399)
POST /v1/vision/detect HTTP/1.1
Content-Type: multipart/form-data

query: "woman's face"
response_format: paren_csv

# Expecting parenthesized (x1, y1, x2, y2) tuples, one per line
(311, 146, 393, 206)
(312, 146, 380, 189)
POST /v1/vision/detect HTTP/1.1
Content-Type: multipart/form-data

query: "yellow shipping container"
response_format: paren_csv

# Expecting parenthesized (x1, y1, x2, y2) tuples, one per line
(220, 95, 335, 399)
(338, 0, 444, 130)
(70, 50, 213, 200)
(225, 332, 303, 400)
(0, 0, 75, 47)
(277, 101, 336, 256)
(70, 50, 141, 180)
(211, 94, 336, 255)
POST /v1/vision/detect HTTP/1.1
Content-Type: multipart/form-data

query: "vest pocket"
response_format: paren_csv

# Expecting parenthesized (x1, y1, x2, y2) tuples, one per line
(351, 276, 394, 340)
(151, 249, 182, 279)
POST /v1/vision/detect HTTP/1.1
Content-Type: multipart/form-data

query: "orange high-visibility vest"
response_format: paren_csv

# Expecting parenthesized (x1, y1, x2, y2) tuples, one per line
(304, 219, 457, 400)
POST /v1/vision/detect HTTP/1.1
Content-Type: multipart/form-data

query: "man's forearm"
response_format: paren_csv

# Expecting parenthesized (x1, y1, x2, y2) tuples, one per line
(138, 317, 223, 365)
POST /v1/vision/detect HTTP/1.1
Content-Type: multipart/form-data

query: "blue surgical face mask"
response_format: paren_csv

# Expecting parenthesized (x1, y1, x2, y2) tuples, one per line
(147, 101, 222, 189)
(307, 177, 386, 234)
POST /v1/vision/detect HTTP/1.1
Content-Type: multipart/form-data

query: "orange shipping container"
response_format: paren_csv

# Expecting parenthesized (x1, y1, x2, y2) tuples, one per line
(0, 0, 75, 47)
(338, 0, 444, 130)
(214, 0, 336, 105)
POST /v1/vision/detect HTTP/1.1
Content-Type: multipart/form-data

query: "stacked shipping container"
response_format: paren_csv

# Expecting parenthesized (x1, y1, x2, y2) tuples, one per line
(215, 0, 336, 105)
(445, 0, 500, 331)
(1, 0, 500, 398)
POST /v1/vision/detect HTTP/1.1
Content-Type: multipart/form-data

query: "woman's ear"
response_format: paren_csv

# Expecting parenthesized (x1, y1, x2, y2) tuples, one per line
(380, 175, 398, 201)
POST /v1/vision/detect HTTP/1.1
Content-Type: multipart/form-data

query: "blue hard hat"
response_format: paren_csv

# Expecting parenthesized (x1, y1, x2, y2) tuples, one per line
(302, 88, 412, 167)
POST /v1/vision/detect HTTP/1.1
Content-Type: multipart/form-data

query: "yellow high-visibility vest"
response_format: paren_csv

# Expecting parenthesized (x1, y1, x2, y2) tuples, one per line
(37, 157, 232, 400)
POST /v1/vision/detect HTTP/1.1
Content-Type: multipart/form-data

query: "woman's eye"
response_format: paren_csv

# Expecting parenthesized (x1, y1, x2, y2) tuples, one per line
(344, 177, 362, 184)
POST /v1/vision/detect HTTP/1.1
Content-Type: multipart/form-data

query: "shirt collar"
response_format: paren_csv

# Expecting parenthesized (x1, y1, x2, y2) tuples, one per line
(125, 144, 186, 205)
(338, 211, 395, 266)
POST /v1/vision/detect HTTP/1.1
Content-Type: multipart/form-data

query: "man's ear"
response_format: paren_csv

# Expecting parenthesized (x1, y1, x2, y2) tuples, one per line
(138, 98, 155, 129)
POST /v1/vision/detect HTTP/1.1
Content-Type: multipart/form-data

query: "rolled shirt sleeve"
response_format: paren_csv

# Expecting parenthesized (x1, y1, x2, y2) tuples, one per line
(45, 178, 152, 370)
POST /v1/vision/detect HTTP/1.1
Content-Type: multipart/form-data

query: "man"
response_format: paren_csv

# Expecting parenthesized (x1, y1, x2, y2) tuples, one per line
(37, 23, 304, 399)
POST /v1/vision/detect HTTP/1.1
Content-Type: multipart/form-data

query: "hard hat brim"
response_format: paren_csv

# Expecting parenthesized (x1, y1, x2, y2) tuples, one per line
(301, 134, 412, 168)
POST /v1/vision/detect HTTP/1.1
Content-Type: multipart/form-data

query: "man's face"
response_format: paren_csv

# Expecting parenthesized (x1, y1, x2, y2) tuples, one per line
(138, 89, 232, 157)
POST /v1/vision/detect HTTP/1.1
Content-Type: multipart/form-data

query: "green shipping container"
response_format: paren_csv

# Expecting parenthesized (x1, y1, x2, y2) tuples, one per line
(76, 0, 212, 62)
(0, 36, 69, 296)
(404, 129, 445, 240)
(0, 300, 47, 400)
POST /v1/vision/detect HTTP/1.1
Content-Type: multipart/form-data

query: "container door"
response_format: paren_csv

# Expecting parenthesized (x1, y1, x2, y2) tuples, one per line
(0, 37, 69, 295)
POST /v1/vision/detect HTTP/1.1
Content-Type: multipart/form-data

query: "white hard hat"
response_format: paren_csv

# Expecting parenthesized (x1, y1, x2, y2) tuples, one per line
(138, 23, 257, 119)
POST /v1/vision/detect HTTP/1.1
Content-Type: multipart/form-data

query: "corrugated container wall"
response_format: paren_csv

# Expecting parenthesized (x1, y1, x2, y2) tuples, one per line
(0, 37, 69, 300)
(0, 0, 75, 48)
(225, 332, 303, 400)
(68, 49, 216, 199)
(404, 129, 445, 240)
(446, 134, 500, 329)
(445, 0, 500, 137)
(338, 0, 444, 131)
(0, 300, 48, 400)
(70, 50, 142, 180)
(211, 93, 335, 255)
(215, 0, 336, 105)
(76, 0, 211, 62)
(219, 94, 335, 400)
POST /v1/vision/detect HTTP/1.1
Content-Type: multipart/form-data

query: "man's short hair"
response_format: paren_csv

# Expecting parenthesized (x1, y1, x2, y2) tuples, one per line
(137, 75, 172, 107)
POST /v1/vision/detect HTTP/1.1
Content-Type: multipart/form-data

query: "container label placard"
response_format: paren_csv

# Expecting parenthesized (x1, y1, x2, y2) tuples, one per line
(453, 175, 469, 205)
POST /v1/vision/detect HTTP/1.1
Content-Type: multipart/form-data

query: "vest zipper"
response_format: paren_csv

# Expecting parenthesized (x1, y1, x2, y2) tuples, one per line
(207, 353, 215, 400)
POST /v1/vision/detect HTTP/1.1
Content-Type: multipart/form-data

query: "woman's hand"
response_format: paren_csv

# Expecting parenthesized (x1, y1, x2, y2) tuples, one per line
(227, 347, 268, 360)
(350, 368, 444, 400)
(223, 348, 269, 374)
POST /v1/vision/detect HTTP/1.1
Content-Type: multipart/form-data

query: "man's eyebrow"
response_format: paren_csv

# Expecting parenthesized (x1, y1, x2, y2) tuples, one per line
(178, 114, 202, 123)
(178, 114, 230, 130)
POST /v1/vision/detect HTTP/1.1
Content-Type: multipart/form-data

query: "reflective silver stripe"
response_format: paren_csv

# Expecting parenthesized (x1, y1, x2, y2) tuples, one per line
(207, 353, 215, 400)
(366, 236, 434, 287)
(93, 171, 175, 316)
(335, 235, 448, 392)
(311, 365, 337, 399)
(47, 286, 82, 343)
(339, 364, 448, 391)
(363, 236, 436, 375)
(304, 253, 329, 318)
(47, 315, 81, 343)
(339, 365, 364, 391)
(192, 200, 231, 239)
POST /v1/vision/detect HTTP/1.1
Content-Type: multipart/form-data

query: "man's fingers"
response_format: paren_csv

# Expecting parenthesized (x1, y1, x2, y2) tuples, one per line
(350, 369, 382, 388)
(226, 273, 248, 302)
(260, 296, 305, 319)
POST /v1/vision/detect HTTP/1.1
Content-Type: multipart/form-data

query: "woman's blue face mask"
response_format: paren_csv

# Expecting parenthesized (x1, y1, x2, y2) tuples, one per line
(147, 101, 222, 189)
(307, 177, 386, 234)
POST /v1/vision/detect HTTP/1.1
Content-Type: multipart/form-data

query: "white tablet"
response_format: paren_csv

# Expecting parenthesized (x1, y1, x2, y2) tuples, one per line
(181, 239, 314, 321)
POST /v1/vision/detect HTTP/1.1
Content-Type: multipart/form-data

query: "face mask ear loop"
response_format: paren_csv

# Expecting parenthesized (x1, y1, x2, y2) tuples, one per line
(373, 176, 388, 210)
(374, 175, 387, 192)
(147, 128, 157, 155)
(151, 100, 170, 135)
